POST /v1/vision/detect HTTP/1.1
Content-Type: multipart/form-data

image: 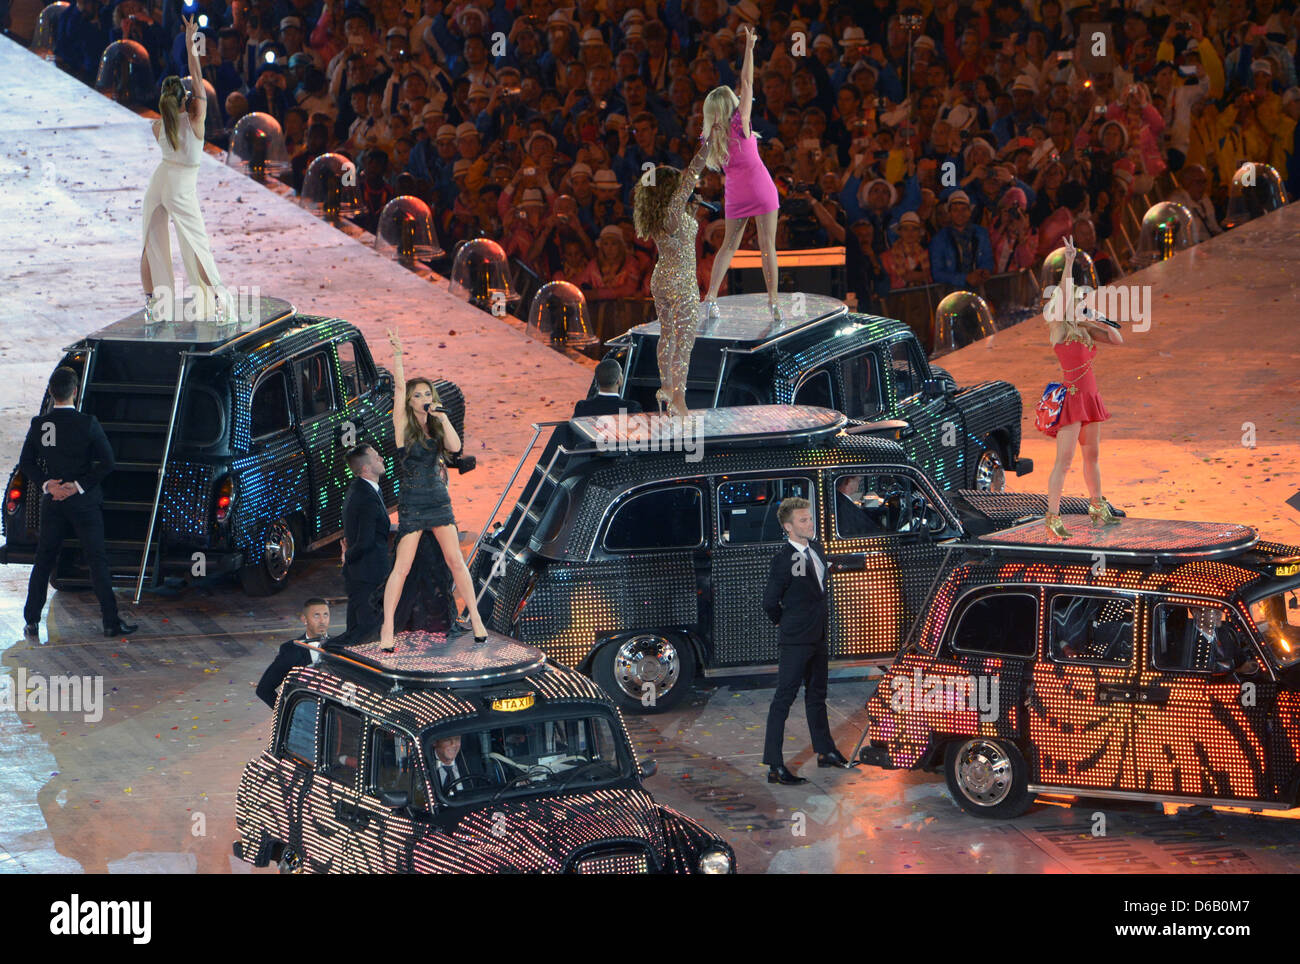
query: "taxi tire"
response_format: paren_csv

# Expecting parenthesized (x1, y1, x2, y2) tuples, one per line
(239, 517, 301, 596)
(592, 634, 696, 715)
(943, 737, 1033, 819)
(972, 436, 1009, 492)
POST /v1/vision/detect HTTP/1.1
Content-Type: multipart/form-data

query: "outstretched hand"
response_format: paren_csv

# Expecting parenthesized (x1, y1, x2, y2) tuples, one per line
(1062, 234, 1077, 261)
(387, 327, 402, 354)
(182, 13, 197, 39)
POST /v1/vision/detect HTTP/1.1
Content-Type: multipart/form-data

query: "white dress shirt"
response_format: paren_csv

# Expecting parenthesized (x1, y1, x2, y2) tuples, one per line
(787, 538, 824, 590)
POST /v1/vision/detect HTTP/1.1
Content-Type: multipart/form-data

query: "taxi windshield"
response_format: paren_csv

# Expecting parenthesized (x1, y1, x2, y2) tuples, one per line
(1248, 584, 1300, 670)
(423, 710, 632, 806)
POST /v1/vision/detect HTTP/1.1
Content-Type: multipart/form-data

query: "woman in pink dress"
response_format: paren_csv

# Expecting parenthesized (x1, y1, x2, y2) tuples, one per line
(1041, 237, 1125, 540)
(700, 25, 783, 322)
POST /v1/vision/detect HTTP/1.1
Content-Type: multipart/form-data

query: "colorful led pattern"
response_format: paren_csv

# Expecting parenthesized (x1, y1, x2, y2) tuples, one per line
(864, 537, 1300, 807)
(234, 631, 734, 872)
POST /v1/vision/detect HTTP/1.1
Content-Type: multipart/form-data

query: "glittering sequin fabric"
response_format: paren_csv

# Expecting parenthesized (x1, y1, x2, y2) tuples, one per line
(650, 158, 706, 400)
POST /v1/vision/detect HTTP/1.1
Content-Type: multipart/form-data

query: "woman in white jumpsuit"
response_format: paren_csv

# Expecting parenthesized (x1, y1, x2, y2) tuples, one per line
(141, 15, 225, 322)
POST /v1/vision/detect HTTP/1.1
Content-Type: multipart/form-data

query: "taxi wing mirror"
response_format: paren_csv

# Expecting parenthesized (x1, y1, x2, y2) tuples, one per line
(922, 378, 946, 400)
(378, 789, 410, 809)
(639, 759, 657, 779)
(1209, 658, 1235, 676)
(374, 371, 394, 396)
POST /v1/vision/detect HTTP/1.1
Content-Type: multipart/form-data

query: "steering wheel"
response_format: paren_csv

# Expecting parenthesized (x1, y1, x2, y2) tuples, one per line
(442, 773, 496, 794)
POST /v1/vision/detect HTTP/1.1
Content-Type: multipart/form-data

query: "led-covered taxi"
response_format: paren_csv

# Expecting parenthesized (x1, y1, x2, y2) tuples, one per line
(233, 630, 735, 873)
(856, 517, 1300, 818)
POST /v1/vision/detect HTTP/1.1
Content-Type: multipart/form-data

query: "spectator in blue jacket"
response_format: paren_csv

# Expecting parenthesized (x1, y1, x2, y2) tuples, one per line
(992, 75, 1046, 147)
(56, 0, 112, 83)
(929, 190, 994, 289)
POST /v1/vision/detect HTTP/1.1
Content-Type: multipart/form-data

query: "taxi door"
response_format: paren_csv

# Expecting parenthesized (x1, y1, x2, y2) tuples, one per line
(1026, 590, 1141, 792)
(1130, 599, 1277, 801)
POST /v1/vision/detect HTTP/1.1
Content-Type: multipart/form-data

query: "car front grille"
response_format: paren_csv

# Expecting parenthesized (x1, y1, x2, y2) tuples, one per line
(571, 848, 652, 874)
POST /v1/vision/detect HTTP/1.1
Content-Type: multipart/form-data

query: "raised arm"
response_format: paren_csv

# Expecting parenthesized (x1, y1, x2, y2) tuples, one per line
(737, 24, 756, 136)
(387, 328, 405, 441)
(183, 15, 207, 130)
(668, 147, 708, 211)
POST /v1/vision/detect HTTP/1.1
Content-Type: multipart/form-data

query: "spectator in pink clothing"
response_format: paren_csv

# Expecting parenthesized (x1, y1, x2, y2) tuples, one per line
(1037, 179, 1089, 259)
(990, 187, 1039, 272)
(575, 225, 644, 301)
(1107, 83, 1166, 177)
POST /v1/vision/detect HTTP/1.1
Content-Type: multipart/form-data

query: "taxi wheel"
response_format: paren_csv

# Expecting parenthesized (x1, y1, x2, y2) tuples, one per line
(944, 738, 1032, 818)
(277, 845, 305, 874)
(239, 517, 300, 596)
(593, 633, 696, 714)
(973, 437, 1007, 492)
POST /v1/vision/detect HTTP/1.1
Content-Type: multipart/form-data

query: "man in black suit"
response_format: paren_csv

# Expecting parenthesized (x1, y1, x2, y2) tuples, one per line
(256, 597, 335, 708)
(572, 358, 643, 419)
(20, 367, 136, 638)
(834, 475, 886, 538)
(341, 443, 391, 633)
(760, 496, 848, 784)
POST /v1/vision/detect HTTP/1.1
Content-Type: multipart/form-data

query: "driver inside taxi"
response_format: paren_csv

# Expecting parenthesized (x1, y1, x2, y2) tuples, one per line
(431, 735, 471, 797)
(835, 475, 886, 537)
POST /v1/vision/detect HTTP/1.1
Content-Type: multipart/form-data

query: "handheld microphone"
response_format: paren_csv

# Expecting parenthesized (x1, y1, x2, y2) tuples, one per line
(1078, 305, 1122, 330)
(690, 192, 720, 215)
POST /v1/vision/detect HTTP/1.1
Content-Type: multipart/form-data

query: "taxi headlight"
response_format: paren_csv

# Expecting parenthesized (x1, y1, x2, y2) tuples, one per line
(698, 848, 732, 874)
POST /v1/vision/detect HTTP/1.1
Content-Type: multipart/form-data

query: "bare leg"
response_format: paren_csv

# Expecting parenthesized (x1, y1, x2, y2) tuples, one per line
(1078, 421, 1103, 501)
(1047, 421, 1082, 516)
(380, 530, 422, 649)
(754, 208, 780, 305)
(704, 217, 747, 302)
(431, 523, 488, 637)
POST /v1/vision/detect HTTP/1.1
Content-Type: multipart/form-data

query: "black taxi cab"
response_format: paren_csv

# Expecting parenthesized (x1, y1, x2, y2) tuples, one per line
(1, 297, 468, 598)
(470, 404, 1104, 713)
(856, 517, 1300, 819)
(233, 630, 735, 873)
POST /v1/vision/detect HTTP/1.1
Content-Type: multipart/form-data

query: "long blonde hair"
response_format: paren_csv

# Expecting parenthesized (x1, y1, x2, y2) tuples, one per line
(701, 85, 748, 171)
(159, 76, 188, 151)
(633, 166, 684, 239)
(401, 378, 447, 453)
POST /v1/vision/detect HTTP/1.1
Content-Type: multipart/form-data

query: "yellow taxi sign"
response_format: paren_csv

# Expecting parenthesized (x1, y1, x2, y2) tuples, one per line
(1273, 562, 1300, 578)
(490, 694, 535, 712)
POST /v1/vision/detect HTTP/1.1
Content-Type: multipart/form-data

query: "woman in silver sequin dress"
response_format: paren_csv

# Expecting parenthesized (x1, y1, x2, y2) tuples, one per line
(633, 149, 709, 417)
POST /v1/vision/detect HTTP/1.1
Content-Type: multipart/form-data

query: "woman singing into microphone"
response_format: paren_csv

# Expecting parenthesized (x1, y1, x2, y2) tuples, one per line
(378, 328, 488, 649)
(700, 24, 783, 322)
(1042, 237, 1124, 540)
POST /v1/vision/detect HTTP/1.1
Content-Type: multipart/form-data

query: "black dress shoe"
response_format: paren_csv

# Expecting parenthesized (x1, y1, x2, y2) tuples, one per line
(767, 765, 807, 785)
(24, 623, 39, 637)
(817, 750, 850, 768)
(104, 620, 138, 637)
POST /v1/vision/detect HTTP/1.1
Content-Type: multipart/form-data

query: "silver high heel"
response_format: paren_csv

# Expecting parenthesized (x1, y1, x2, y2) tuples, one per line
(143, 293, 160, 324)
(655, 388, 671, 413)
(770, 301, 783, 323)
(704, 299, 720, 320)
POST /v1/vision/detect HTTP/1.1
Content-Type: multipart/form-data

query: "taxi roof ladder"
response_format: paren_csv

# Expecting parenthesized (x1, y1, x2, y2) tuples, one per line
(133, 351, 192, 603)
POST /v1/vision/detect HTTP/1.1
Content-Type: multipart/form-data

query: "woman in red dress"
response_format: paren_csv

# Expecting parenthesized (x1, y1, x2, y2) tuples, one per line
(1042, 237, 1125, 539)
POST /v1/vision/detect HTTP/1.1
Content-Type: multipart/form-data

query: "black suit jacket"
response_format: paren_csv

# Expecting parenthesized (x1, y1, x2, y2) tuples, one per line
(835, 490, 885, 538)
(342, 476, 391, 585)
(257, 637, 339, 708)
(572, 394, 643, 418)
(762, 539, 832, 646)
(19, 407, 115, 500)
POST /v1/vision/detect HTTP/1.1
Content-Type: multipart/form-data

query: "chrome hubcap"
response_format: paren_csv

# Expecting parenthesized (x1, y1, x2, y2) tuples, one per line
(264, 520, 296, 581)
(612, 636, 680, 701)
(278, 846, 303, 873)
(955, 740, 1012, 807)
(975, 449, 1006, 492)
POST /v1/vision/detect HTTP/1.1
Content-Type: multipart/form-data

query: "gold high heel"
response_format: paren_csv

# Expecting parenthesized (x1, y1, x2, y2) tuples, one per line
(655, 388, 671, 413)
(1045, 512, 1071, 540)
(1088, 498, 1121, 526)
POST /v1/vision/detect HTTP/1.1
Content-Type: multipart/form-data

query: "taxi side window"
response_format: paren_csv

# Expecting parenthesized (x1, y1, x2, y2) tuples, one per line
(250, 369, 291, 439)
(718, 477, 812, 545)
(1050, 594, 1134, 666)
(950, 593, 1038, 658)
(604, 486, 703, 551)
(337, 339, 373, 403)
(840, 351, 884, 420)
(295, 350, 336, 420)
(793, 370, 833, 409)
(322, 704, 364, 786)
(890, 341, 919, 401)
(1152, 604, 1249, 673)
(280, 696, 319, 766)
(370, 728, 428, 810)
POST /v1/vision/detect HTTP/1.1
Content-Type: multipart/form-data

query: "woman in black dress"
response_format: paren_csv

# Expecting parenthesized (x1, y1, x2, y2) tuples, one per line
(378, 328, 488, 649)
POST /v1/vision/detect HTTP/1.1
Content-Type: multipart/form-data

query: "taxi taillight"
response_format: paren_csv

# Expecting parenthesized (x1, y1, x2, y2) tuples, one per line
(214, 476, 235, 523)
(6, 474, 22, 515)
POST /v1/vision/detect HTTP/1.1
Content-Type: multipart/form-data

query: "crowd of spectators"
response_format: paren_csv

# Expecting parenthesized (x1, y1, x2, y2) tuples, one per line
(42, 0, 1300, 317)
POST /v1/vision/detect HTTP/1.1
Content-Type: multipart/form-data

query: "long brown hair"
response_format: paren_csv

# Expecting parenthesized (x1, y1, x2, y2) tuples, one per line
(633, 166, 683, 240)
(401, 378, 446, 452)
(159, 76, 188, 151)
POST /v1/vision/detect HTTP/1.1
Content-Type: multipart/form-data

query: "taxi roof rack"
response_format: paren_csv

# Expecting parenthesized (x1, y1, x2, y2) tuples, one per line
(962, 517, 1259, 566)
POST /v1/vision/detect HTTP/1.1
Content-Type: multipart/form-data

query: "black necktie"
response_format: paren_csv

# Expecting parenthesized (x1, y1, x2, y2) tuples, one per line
(442, 765, 456, 793)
